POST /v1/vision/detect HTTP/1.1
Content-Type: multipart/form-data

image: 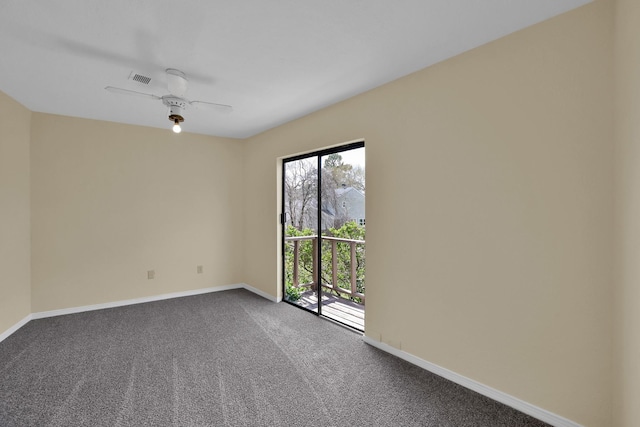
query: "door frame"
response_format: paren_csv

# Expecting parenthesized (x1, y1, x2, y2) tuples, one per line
(281, 141, 365, 321)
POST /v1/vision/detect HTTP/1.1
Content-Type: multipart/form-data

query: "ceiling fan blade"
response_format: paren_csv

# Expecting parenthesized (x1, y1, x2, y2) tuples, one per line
(191, 100, 233, 113)
(105, 86, 161, 100)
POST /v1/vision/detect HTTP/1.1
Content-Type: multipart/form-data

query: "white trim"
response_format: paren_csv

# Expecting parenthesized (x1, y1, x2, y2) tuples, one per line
(1, 283, 280, 344)
(242, 283, 282, 302)
(31, 284, 245, 320)
(2, 284, 281, 338)
(1, 284, 279, 338)
(1, 290, 578, 427)
(362, 336, 582, 427)
(0, 314, 33, 344)
(27, 284, 279, 321)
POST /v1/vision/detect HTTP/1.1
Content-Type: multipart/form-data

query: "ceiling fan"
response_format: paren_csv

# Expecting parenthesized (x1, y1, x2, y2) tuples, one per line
(105, 69, 232, 133)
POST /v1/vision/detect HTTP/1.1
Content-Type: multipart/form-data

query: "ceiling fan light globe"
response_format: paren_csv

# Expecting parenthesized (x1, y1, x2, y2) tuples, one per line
(166, 69, 188, 97)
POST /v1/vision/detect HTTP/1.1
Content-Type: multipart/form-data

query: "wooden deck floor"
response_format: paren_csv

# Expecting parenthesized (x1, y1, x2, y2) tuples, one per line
(296, 290, 365, 331)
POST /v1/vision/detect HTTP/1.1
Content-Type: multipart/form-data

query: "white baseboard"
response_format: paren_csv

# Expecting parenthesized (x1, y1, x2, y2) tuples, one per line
(0, 283, 280, 330)
(31, 284, 246, 320)
(1, 284, 279, 338)
(0, 314, 33, 344)
(1, 289, 579, 427)
(241, 283, 282, 302)
(362, 336, 582, 427)
(1, 284, 279, 339)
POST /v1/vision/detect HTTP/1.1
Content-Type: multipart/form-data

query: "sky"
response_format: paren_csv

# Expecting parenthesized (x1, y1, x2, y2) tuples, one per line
(333, 146, 365, 169)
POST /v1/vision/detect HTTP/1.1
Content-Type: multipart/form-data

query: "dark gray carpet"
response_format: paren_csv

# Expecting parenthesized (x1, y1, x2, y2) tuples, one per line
(0, 289, 550, 426)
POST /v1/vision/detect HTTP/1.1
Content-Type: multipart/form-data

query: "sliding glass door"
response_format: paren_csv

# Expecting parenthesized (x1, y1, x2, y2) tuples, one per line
(282, 142, 365, 330)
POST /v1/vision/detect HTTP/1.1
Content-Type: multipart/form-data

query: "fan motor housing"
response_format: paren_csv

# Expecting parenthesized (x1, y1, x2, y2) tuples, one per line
(163, 96, 188, 122)
(168, 105, 184, 119)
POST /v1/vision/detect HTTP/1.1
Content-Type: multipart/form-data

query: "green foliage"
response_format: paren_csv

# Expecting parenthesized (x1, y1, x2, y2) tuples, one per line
(327, 221, 365, 240)
(322, 222, 365, 301)
(285, 282, 303, 301)
(284, 222, 365, 303)
(323, 153, 344, 169)
(284, 226, 316, 302)
(285, 225, 315, 237)
(323, 154, 364, 192)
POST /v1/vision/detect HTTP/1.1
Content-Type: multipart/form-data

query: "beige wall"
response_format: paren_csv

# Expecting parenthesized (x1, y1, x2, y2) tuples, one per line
(1, 1, 629, 425)
(30, 114, 244, 312)
(243, 2, 613, 426)
(0, 91, 32, 333)
(613, 0, 640, 425)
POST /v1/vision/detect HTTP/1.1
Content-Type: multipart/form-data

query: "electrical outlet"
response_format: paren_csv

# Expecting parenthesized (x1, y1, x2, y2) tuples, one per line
(147, 270, 155, 279)
(197, 265, 203, 274)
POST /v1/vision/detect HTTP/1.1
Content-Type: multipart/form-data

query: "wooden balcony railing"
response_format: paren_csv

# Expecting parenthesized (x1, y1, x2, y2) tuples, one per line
(285, 235, 365, 303)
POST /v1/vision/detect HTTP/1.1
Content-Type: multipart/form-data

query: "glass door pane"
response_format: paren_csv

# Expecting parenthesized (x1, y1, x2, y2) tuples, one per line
(319, 148, 365, 330)
(283, 157, 319, 313)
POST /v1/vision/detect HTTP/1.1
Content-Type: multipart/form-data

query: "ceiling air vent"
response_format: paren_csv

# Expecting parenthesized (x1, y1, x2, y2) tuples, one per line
(128, 72, 151, 85)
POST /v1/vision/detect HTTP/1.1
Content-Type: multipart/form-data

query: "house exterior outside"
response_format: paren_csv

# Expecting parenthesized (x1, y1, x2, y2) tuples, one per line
(287, 186, 365, 231)
(334, 186, 365, 227)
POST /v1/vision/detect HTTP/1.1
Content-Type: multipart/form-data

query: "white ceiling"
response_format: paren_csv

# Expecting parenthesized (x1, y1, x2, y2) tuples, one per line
(0, 0, 591, 139)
